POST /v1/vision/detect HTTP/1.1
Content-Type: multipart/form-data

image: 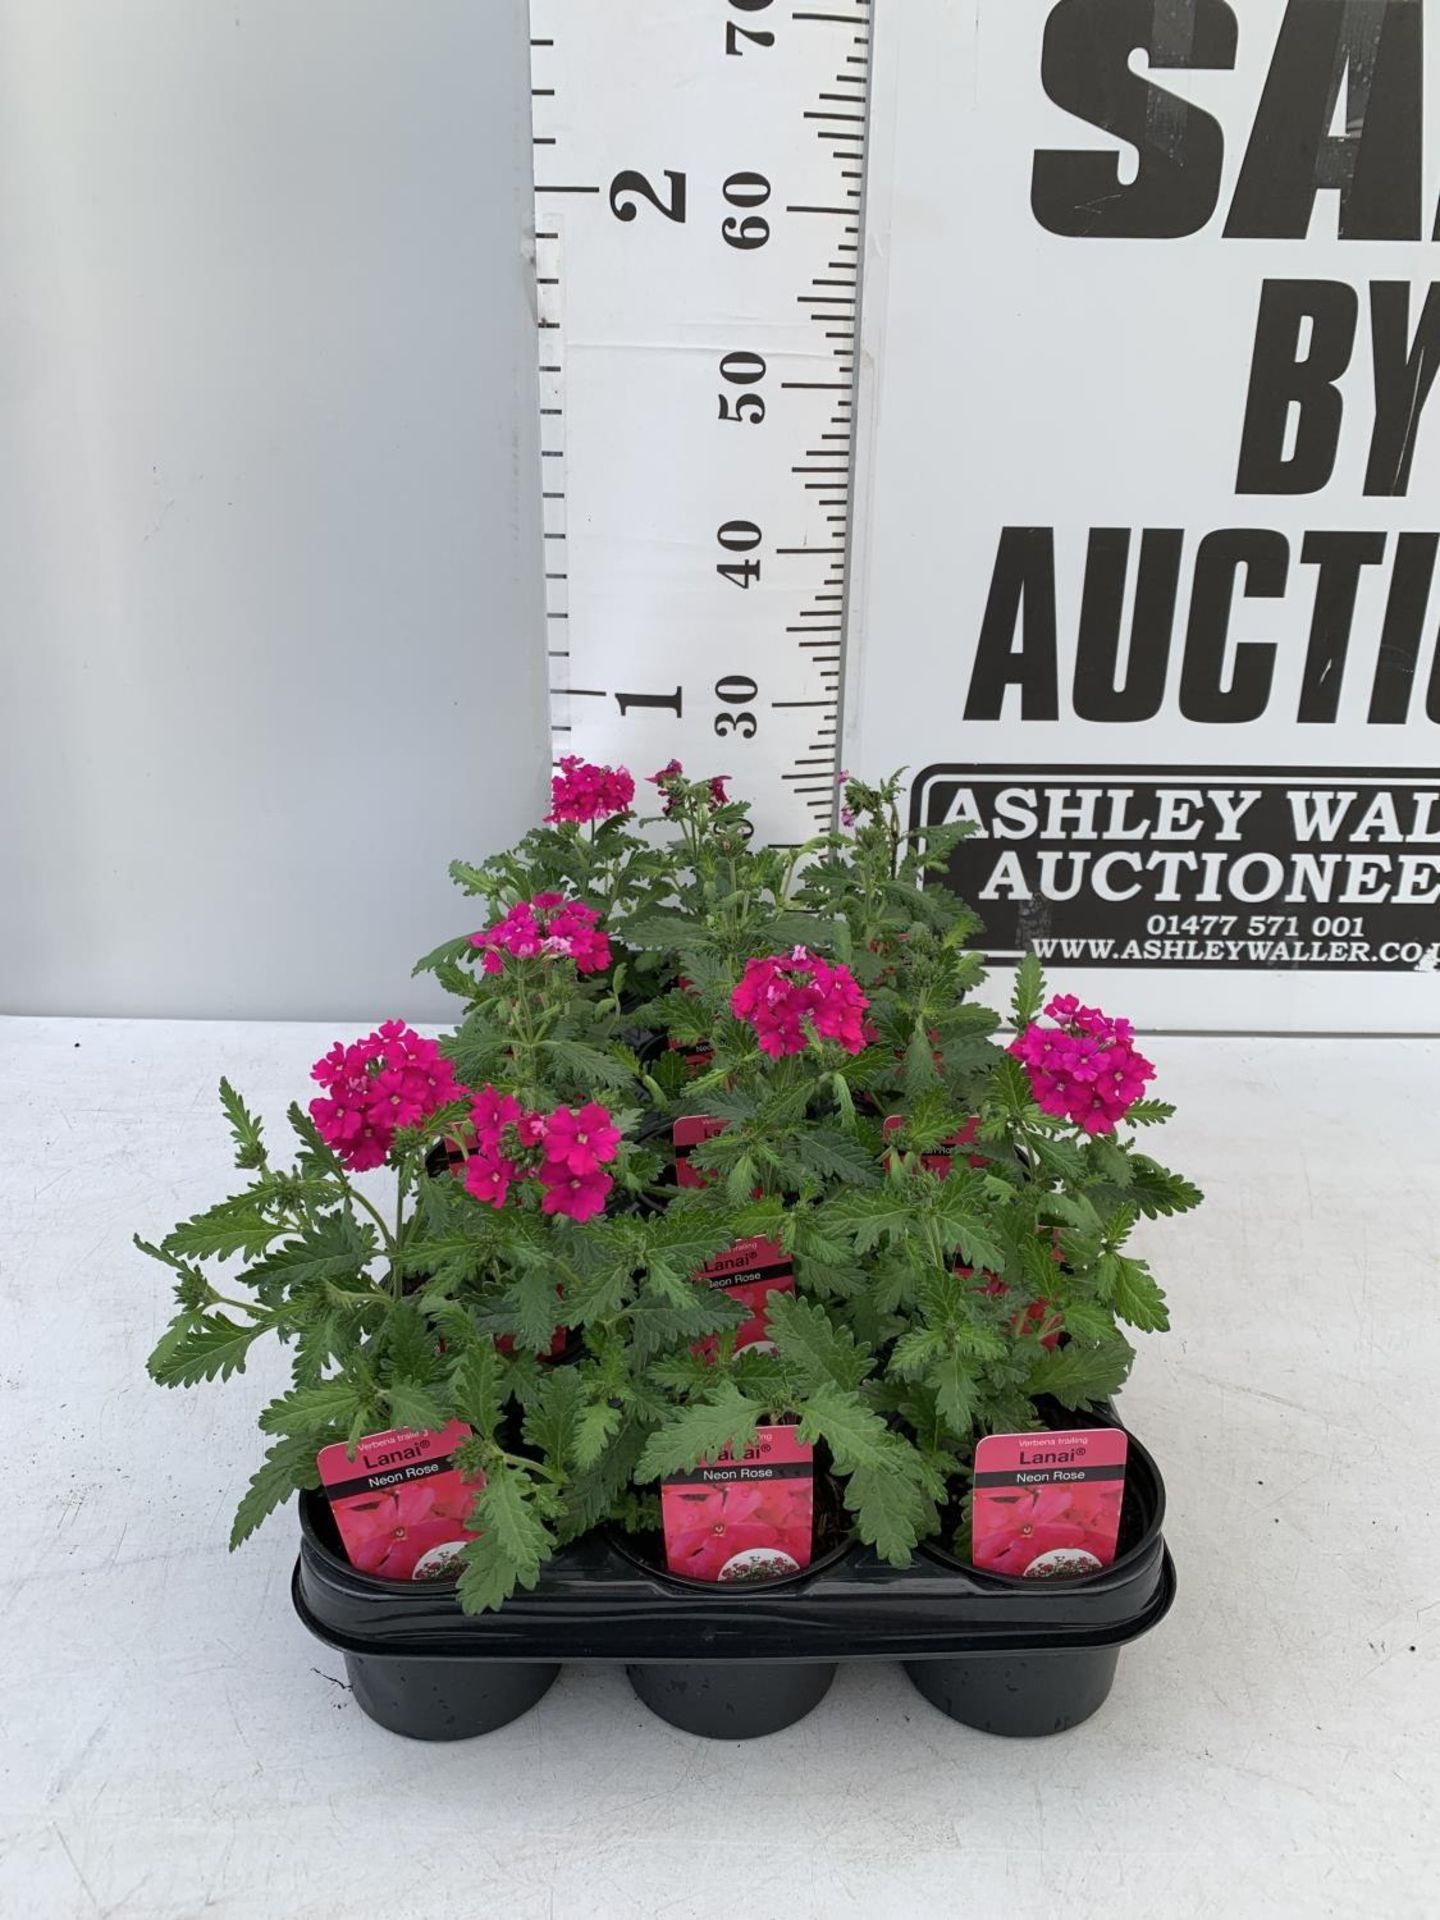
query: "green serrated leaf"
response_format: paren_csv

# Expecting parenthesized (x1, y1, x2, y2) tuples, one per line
(1012, 951, 1046, 1025)
(218, 1078, 268, 1172)
(1102, 1203, 1140, 1252)
(613, 910, 699, 950)
(258, 1379, 365, 1437)
(890, 1086, 964, 1155)
(412, 932, 480, 980)
(456, 1468, 554, 1614)
(448, 857, 495, 898)
(1028, 1131, 1089, 1187)
(826, 1187, 922, 1254)
(642, 1209, 738, 1289)
(1126, 1155, 1204, 1218)
(539, 1038, 639, 1093)
(629, 1292, 741, 1365)
(449, 1342, 506, 1436)
(287, 1102, 343, 1175)
(928, 1350, 981, 1436)
(1044, 1190, 1102, 1235)
(725, 1152, 758, 1205)
(1097, 1252, 1170, 1333)
(386, 1378, 449, 1433)
(1089, 1136, 1133, 1189)
(902, 1022, 941, 1098)
(559, 1418, 648, 1538)
(1026, 1339, 1134, 1407)
(1057, 1299, 1118, 1343)
(930, 1175, 1007, 1271)
(230, 1435, 319, 1549)
(799, 1385, 937, 1565)
(765, 1292, 873, 1392)
(635, 1385, 763, 1480)
(504, 1266, 565, 1356)
(162, 1196, 286, 1264)
(795, 1381, 894, 1473)
(245, 1213, 380, 1305)
(991, 1053, 1037, 1121)
(149, 1312, 273, 1387)
(888, 1326, 945, 1379)
(791, 1127, 882, 1188)
(572, 1398, 623, 1471)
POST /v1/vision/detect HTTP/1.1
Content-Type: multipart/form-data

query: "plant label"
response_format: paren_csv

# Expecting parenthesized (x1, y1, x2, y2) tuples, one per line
(661, 1424, 815, 1584)
(317, 1420, 482, 1582)
(667, 1035, 714, 1079)
(673, 1114, 726, 1190)
(971, 1427, 1129, 1579)
(691, 1234, 795, 1361)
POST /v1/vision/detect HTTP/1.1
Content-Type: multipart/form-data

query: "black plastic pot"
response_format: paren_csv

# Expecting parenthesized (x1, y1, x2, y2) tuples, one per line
(905, 1645, 1120, 1737)
(605, 1497, 854, 1737)
(343, 1648, 560, 1741)
(292, 1411, 1173, 1743)
(905, 1416, 1170, 1736)
(628, 1660, 836, 1739)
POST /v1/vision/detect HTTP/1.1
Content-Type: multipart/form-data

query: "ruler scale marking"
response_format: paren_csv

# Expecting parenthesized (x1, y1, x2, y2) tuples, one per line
(529, 0, 872, 837)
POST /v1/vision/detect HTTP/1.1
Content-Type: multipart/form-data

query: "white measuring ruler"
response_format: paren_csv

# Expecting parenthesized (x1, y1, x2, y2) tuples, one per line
(529, 0, 873, 843)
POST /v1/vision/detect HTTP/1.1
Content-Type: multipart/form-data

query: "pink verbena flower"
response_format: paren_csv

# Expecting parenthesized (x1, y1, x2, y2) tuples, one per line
(536, 1100, 622, 1219)
(472, 895, 612, 976)
(648, 759, 686, 818)
(459, 1088, 622, 1220)
(649, 761, 732, 818)
(463, 1150, 515, 1209)
(541, 1102, 622, 1177)
(462, 1085, 543, 1211)
(1009, 996, 1155, 1135)
(730, 947, 870, 1059)
(835, 770, 858, 830)
(538, 1166, 613, 1223)
(545, 755, 635, 826)
(309, 1021, 460, 1172)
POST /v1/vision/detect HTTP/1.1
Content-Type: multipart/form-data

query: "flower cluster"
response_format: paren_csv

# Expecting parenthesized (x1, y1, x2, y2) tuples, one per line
(648, 759, 729, 816)
(309, 1021, 460, 1172)
(1009, 996, 1155, 1135)
(472, 894, 611, 976)
(463, 1085, 622, 1223)
(731, 947, 869, 1059)
(544, 755, 635, 826)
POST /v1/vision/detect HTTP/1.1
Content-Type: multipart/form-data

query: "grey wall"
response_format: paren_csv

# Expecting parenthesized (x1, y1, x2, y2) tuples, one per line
(0, 0, 546, 1020)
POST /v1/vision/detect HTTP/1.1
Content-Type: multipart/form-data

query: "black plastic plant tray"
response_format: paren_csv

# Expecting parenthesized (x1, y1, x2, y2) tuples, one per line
(291, 1426, 1174, 1741)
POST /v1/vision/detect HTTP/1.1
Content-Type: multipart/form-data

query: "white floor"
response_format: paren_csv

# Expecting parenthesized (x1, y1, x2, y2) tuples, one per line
(1, 1017, 1436, 1920)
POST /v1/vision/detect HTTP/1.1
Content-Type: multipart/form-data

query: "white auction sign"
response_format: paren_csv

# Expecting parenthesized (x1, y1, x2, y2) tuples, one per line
(850, 0, 1440, 1031)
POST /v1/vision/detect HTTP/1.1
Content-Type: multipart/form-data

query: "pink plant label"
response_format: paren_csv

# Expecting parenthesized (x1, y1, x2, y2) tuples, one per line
(971, 1427, 1129, 1579)
(668, 1035, 715, 1077)
(317, 1420, 482, 1582)
(673, 1114, 727, 1190)
(661, 1424, 815, 1584)
(691, 1234, 795, 1360)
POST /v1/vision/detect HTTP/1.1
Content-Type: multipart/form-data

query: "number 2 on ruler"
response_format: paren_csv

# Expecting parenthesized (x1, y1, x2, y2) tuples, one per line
(727, 0, 774, 56)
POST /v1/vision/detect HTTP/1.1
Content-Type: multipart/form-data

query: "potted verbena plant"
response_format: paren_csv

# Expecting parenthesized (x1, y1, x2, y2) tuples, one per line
(139, 762, 1197, 1742)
